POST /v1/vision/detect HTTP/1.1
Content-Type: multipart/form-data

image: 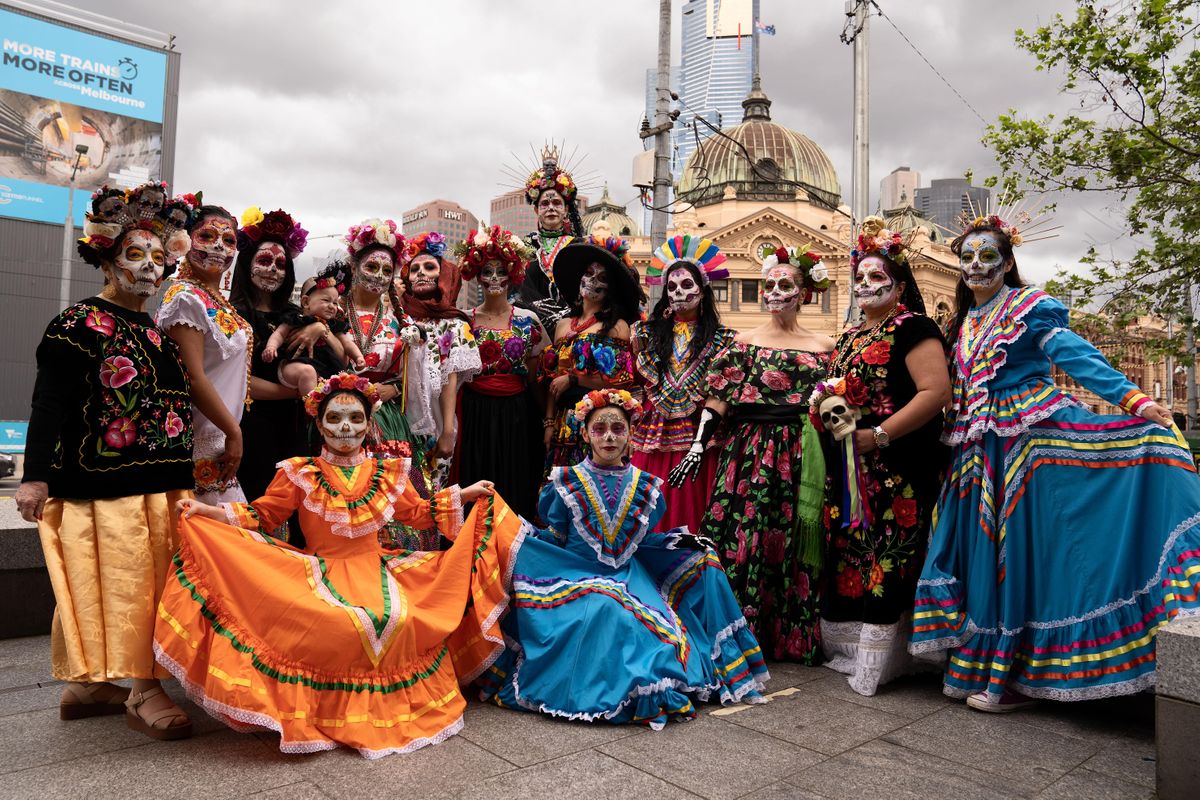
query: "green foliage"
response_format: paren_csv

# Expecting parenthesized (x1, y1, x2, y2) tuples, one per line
(984, 0, 1200, 356)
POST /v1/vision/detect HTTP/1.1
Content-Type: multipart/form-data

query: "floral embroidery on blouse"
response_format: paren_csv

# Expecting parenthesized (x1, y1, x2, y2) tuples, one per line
(472, 311, 545, 378)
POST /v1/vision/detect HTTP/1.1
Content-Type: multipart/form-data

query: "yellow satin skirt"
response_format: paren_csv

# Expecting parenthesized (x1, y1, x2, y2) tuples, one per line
(39, 491, 191, 682)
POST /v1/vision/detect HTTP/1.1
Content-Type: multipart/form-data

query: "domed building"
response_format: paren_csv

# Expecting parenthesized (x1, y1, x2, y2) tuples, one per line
(581, 185, 641, 237)
(626, 77, 961, 335)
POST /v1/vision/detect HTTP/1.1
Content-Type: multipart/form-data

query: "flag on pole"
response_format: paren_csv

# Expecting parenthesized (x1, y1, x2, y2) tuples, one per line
(755, 20, 776, 35)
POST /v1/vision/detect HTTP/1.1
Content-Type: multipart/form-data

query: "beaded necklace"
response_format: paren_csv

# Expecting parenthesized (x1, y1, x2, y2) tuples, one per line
(176, 276, 254, 409)
(347, 294, 386, 353)
(830, 303, 905, 377)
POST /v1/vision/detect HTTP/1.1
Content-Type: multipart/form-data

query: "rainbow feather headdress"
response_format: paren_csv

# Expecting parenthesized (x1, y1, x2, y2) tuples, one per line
(648, 235, 729, 285)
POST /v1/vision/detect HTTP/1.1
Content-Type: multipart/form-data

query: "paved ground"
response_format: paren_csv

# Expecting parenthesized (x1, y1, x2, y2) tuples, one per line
(0, 635, 1159, 799)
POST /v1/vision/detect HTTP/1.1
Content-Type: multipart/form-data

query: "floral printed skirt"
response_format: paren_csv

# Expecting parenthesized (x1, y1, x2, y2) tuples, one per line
(698, 418, 820, 663)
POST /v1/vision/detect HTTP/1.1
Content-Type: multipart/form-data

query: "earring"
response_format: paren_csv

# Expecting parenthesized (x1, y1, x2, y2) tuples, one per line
(662, 306, 673, 320)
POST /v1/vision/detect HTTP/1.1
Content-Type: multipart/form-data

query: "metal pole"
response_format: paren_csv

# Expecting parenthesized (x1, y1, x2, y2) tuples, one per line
(59, 154, 82, 311)
(651, 0, 672, 255)
(847, 0, 870, 321)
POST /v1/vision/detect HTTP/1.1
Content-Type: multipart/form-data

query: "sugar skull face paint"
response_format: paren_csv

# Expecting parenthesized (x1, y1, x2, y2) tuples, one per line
(250, 242, 287, 293)
(536, 189, 565, 231)
(320, 394, 368, 455)
(666, 266, 702, 315)
(854, 256, 898, 312)
(185, 215, 237, 277)
(408, 254, 440, 298)
(356, 249, 394, 296)
(96, 194, 132, 225)
(959, 231, 1007, 291)
(480, 261, 509, 296)
(580, 262, 608, 302)
(112, 229, 166, 297)
(763, 266, 801, 314)
(582, 406, 629, 467)
(130, 188, 164, 221)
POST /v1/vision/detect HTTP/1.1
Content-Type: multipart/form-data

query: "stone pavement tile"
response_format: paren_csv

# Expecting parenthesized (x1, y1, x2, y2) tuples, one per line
(736, 781, 828, 799)
(1032, 767, 1156, 800)
(800, 671, 953, 720)
(597, 715, 824, 800)
(457, 700, 640, 767)
(881, 705, 1100, 795)
(453, 749, 697, 800)
(0, 682, 61, 717)
(243, 781, 330, 799)
(0, 634, 52, 689)
(1079, 730, 1157, 790)
(762, 662, 828, 689)
(292, 734, 514, 800)
(0, 706, 164, 774)
(785, 739, 1028, 800)
(0, 728, 299, 799)
(723, 684, 909, 756)
(1014, 694, 1154, 743)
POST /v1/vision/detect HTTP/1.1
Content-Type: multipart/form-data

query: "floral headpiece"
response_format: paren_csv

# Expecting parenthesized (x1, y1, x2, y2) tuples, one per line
(648, 234, 728, 286)
(572, 389, 643, 427)
(578, 234, 634, 268)
(807, 375, 869, 432)
(964, 214, 1024, 246)
(524, 167, 577, 205)
(761, 244, 831, 296)
(850, 215, 907, 269)
(345, 218, 406, 261)
(77, 181, 191, 266)
(405, 231, 448, 264)
(305, 260, 351, 296)
(303, 372, 382, 418)
(455, 225, 534, 285)
(239, 207, 309, 258)
(125, 181, 169, 220)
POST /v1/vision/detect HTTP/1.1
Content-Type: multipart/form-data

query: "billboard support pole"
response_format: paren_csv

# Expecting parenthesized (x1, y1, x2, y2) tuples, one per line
(59, 146, 87, 311)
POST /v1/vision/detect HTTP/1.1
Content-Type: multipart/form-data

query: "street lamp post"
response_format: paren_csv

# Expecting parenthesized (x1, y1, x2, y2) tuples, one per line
(59, 143, 89, 311)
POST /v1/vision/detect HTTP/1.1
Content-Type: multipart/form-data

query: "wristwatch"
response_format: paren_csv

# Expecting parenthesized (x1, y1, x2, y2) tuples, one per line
(872, 425, 890, 448)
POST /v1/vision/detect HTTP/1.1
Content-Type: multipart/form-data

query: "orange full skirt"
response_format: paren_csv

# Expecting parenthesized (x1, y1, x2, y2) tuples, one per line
(153, 495, 524, 758)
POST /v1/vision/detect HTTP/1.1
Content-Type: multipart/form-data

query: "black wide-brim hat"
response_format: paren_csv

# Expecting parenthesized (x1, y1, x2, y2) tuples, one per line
(552, 240, 641, 324)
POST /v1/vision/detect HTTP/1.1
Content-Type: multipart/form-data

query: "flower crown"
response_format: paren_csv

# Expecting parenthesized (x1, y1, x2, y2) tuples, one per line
(239, 207, 309, 257)
(850, 215, 907, 269)
(345, 218, 406, 260)
(572, 389, 643, 427)
(807, 375, 869, 432)
(578, 234, 634, 268)
(524, 167, 577, 205)
(77, 181, 191, 265)
(305, 260, 351, 297)
(455, 225, 534, 285)
(648, 234, 728, 286)
(405, 231, 448, 264)
(966, 214, 1025, 246)
(761, 245, 831, 293)
(303, 372, 382, 418)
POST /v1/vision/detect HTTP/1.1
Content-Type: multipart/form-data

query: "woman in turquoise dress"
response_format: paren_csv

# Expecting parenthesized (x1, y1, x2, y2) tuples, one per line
(910, 216, 1200, 711)
(478, 390, 769, 728)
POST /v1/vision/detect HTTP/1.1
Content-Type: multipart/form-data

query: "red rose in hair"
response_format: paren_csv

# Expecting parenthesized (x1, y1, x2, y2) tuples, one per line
(842, 374, 869, 407)
(774, 247, 789, 261)
(861, 340, 891, 366)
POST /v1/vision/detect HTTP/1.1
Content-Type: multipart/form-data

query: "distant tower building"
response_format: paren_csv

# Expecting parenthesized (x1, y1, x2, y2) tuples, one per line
(880, 166, 920, 212)
(401, 199, 480, 247)
(914, 178, 990, 235)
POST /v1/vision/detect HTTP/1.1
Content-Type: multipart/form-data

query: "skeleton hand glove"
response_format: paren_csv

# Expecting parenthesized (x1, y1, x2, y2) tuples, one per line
(668, 408, 722, 487)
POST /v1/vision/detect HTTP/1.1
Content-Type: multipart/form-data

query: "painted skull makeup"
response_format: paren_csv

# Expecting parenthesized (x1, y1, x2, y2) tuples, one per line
(251, 242, 287, 293)
(356, 250, 394, 295)
(320, 394, 369, 455)
(959, 231, 1007, 290)
(480, 261, 509, 296)
(96, 195, 132, 225)
(666, 266, 702, 315)
(579, 262, 609, 302)
(537, 189, 565, 232)
(763, 266, 802, 314)
(854, 256, 898, 312)
(131, 188, 164, 221)
(584, 406, 629, 466)
(409, 254, 440, 297)
(112, 229, 166, 297)
(185, 215, 237, 277)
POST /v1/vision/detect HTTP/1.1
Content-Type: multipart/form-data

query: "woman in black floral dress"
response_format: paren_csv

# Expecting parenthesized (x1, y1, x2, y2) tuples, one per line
(675, 245, 834, 663)
(812, 218, 950, 695)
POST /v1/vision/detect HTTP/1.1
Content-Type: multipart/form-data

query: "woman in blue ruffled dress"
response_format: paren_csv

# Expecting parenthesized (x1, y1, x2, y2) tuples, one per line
(478, 390, 769, 728)
(910, 215, 1200, 711)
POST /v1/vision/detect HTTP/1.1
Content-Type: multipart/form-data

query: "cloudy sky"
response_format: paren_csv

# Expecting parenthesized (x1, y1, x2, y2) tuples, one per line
(74, 0, 1129, 282)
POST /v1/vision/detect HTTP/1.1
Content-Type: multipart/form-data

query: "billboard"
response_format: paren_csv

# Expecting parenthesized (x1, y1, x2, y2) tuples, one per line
(0, 7, 168, 225)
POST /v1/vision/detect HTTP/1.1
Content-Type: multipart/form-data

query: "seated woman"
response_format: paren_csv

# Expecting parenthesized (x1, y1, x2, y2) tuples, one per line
(153, 373, 524, 758)
(478, 390, 769, 729)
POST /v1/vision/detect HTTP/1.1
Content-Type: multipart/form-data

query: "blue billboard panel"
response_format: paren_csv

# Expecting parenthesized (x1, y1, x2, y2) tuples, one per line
(0, 420, 26, 453)
(0, 7, 168, 225)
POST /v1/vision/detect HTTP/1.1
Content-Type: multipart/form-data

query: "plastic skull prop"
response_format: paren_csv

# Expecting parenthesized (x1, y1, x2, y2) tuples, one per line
(819, 394, 861, 441)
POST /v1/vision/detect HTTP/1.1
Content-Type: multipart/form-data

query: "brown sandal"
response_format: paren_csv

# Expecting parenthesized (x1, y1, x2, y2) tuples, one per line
(59, 682, 131, 720)
(124, 686, 193, 741)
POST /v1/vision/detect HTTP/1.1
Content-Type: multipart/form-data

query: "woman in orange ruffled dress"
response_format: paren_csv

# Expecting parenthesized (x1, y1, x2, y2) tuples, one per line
(152, 373, 525, 758)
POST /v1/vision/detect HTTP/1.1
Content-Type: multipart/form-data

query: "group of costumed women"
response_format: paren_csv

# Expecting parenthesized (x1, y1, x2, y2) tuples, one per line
(14, 164, 1200, 758)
